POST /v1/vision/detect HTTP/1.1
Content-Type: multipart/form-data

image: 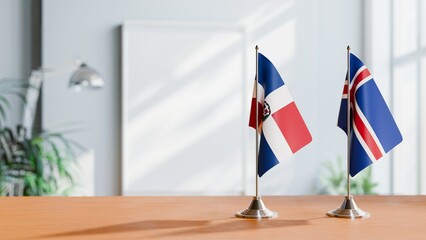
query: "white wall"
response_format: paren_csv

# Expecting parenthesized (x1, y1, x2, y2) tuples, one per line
(0, 0, 32, 127)
(42, 0, 363, 195)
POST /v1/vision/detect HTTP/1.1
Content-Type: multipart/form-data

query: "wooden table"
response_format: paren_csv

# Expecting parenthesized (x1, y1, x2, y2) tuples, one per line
(0, 196, 425, 239)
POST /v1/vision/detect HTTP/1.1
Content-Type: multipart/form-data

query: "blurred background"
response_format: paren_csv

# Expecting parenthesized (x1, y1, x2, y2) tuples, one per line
(0, 0, 424, 196)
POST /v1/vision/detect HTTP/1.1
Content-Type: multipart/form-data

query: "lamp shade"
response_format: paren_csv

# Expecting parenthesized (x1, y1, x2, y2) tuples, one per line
(69, 63, 104, 90)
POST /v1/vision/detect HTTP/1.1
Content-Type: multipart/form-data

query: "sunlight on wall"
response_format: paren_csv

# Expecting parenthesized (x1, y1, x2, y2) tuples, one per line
(173, 30, 243, 79)
(241, 0, 294, 31)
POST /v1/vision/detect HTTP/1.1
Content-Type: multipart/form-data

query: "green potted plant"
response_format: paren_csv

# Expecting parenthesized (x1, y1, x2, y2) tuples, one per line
(319, 156, 378, 195)
(0, 79, 80, 196)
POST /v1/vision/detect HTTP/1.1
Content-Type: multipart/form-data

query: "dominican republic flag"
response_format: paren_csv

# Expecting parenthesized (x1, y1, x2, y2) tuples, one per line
(249, 53, 312, 177)
(338, 53, 403, 177)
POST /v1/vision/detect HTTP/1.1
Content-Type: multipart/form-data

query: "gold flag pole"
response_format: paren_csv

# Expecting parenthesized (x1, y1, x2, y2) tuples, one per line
(236, 45, 277, 219)
(327, 46, 370, 219)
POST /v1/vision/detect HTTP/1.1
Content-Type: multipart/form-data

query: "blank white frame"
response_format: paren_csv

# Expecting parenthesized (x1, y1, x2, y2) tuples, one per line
(121, 21, 248, 195)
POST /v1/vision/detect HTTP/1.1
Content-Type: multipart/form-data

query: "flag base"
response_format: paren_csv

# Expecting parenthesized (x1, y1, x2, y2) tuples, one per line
(327, 195, 370, 219)
(236, 196, 277, 219)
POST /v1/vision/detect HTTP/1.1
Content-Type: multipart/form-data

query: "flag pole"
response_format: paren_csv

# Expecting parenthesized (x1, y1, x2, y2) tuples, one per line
(255, 45, 259, 198)
(346, 45, 351, 198)
(236, 45, 277, 219)
(326, 46, 369, 219)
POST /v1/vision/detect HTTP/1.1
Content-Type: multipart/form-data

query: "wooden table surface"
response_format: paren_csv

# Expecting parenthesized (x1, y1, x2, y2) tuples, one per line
(0, 195, 425, 239)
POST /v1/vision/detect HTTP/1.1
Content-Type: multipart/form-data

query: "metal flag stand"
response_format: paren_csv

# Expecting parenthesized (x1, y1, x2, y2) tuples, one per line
(326, 46, 370, 219)
(236, 45, 277, 219)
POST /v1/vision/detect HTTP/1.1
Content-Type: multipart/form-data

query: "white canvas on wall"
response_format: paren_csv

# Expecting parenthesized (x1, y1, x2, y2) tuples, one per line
(121, 21, 248, 195)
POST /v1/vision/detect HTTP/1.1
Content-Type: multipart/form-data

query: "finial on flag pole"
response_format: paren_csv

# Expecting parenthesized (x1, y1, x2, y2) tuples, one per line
(327, 46, 369, 219)
(236, 45, 277, 219)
